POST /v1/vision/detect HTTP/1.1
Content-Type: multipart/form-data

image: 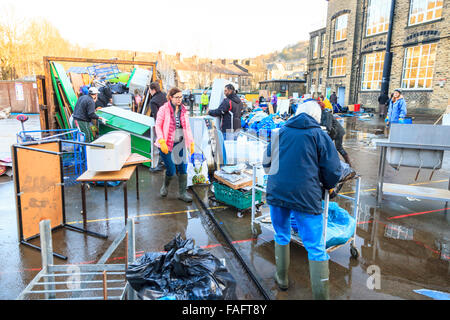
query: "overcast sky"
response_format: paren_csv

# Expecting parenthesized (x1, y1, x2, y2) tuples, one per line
(2, 0, 328, 59)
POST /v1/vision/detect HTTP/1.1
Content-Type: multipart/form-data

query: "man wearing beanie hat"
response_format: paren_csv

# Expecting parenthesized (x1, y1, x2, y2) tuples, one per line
(263, 98, 341, 299)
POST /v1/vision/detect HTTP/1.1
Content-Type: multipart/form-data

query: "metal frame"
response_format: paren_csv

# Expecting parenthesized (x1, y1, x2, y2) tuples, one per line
(17, 218, 137, 300)
(250, 164, 361, 256)
(375, 139, 450, 206)
(79, 165, 140, 226)
(13, 139, 107, 260)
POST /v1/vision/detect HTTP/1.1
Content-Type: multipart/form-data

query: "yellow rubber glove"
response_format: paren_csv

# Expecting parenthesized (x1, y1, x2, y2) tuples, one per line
(159, 139, 169, 154)
(190, 142, 195, 155)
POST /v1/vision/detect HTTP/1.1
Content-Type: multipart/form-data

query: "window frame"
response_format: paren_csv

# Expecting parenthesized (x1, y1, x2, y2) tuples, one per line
(408, 0, 444, 26)
(329, 56, 347, 77)
(401, 42, 437, 90)
(361, 51, 385, 91)
(320, 34, 326, 57)
(312, 36, 319, 59)
(366, 0, 392, 37)
(334, 14, 349, 42)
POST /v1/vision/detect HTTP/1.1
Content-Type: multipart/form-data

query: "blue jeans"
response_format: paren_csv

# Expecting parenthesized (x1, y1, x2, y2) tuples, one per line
(159, 141, 188, 177)
(269, 205, 329, 261)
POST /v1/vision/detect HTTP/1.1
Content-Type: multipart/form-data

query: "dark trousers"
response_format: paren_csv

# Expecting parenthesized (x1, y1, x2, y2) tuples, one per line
(159, 141, 188, 177)
(379, 103, 387, 117)
(334, 132, 347, 158)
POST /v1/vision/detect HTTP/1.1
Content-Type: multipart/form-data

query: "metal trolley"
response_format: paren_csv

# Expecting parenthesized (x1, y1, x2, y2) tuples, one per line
(250, 164, 362, 259)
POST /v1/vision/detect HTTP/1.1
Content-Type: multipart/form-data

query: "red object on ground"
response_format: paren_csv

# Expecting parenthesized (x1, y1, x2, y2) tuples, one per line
(354, 104, 361, 112)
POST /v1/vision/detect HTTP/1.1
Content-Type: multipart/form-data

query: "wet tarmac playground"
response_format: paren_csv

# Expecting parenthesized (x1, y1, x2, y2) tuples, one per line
(0, 114, 449, 300)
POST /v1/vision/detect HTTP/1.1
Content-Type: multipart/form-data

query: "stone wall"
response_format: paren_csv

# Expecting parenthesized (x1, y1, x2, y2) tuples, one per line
(308, 0, 449, 115)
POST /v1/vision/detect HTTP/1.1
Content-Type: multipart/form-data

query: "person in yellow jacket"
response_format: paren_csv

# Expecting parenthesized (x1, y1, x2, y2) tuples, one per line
(200, 90, 209, 115)
(319, 95, 333, 111)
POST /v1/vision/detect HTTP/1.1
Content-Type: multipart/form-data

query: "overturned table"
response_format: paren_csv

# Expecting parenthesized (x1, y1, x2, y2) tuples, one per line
(76, 153, 150, 227)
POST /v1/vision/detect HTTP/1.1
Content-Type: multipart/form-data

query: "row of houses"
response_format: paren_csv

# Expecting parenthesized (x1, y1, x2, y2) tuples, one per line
(307, 0, 449, 114)
(159, 52, 307, 93)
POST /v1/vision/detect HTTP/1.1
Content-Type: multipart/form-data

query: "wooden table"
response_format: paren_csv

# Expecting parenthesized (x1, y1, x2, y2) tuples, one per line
(76, 153, 150, 228)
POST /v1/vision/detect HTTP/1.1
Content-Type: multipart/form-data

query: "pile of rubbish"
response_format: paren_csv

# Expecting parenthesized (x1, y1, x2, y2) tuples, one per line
(126, 234, 237, 300)
(48, 61, 151, 130)
(241, 111, 286, 138)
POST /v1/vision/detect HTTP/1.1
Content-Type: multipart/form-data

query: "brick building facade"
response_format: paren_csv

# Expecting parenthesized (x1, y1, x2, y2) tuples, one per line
(307, 0, 449, 115)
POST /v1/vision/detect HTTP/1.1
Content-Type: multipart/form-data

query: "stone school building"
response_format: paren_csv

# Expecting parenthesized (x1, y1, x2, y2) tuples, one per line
(307, 0, 449, 115)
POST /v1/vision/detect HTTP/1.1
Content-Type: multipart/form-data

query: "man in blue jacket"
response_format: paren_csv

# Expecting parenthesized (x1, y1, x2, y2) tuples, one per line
(263, 99, 341, 299)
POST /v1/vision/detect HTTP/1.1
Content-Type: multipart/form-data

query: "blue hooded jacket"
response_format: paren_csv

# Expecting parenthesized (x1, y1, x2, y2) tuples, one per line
(387, 97, 407, 123)
(263, 113, 342, 214)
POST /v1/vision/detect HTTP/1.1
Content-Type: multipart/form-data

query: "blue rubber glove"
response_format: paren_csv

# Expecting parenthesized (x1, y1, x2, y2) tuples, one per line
(384, 117, 389, 123)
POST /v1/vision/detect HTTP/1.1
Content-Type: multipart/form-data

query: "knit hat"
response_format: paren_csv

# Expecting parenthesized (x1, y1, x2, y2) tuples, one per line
(295, 99, 322, 123)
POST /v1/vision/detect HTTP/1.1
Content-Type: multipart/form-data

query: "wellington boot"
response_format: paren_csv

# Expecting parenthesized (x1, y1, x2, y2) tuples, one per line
(177, 174, 193, 202)
(308, 260, 330, 300)
(160, 175, 173, 197)
(274, 243, 290, 290)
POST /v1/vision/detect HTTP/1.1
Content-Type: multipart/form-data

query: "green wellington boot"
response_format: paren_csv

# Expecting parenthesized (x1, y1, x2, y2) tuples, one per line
(308, 260, 330, 300)
(274, 243, 290, 290)
(177, 174, 193, 202)
(160, 175, 173, 197)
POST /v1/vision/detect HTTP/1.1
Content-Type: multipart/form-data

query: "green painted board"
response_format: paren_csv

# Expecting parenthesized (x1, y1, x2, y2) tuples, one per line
(96, 110, 149, 135)
(52, 62, 78, 111)
(55, 113, 63, 129)
(50, 63, 70, 129)
(126, 68, 136, 88)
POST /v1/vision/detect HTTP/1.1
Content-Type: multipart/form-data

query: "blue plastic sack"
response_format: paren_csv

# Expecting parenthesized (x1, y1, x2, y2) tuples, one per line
(291, 201, 356, 249)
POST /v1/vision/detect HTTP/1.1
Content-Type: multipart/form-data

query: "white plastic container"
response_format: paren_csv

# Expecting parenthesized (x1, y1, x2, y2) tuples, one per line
(87, 131, 131, 172)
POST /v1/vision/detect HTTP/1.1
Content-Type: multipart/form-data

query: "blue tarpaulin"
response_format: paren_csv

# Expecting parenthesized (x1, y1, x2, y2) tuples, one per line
(291, 201, 356, 249)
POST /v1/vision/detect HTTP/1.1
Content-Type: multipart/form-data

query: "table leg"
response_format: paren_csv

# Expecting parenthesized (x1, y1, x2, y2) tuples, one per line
(81, 183, 87, 230)
(124, 181, 128, 225)
(104, 182, 108, 201)
(376, 146, 387, 206)
(136, 166, 139, 200)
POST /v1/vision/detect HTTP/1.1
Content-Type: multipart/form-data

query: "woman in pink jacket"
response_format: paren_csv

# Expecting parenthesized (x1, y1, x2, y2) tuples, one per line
(155, 87, 195, 202)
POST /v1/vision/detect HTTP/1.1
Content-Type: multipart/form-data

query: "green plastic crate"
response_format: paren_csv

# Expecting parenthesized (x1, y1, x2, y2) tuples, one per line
(213, 181, 262, 211)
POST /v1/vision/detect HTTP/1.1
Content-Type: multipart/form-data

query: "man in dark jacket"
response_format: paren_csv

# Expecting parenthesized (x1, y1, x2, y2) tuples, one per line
(263, 99, 341, 299)
(329, 92, 337, 106)
(149, 82, 167, 118)
(207, 84, 243, 140)
(377, 92, 389, 118)
(188, 91, 195, 115)
(318, 100, 352, 166)
(148, 82, 167, 172)
(72, 87, 106, 142)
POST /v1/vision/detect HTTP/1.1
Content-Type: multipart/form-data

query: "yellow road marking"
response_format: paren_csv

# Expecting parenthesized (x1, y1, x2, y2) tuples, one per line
(66, 206, 227, 225)
(339, 179, 448, 195)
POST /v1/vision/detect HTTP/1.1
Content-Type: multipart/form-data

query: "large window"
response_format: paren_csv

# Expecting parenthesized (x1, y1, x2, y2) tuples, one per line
(320, 34, 326, 57)
(361, 51, 385, 90)
(330, 57, 347, 77)
(402, 43, 437, 89)
(366, 0, 392, 36)
(409, 0, 443, 25)
(335, 14, 348, 42)
(312, 36, 319, 59)
(311, 70, 317, 85)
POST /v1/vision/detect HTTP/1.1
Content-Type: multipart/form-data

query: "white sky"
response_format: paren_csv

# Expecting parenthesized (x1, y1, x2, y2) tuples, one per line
(2, 0, 328, 59)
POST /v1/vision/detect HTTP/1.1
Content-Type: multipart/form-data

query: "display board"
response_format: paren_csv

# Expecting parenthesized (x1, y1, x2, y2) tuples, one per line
(13, 141, 64, 240)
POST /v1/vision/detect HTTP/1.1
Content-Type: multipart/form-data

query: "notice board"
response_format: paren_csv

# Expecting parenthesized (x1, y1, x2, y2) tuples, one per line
(13, 141, 64, 240)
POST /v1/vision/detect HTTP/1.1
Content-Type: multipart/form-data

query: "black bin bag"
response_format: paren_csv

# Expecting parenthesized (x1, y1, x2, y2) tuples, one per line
(126, 234, 237, 300)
